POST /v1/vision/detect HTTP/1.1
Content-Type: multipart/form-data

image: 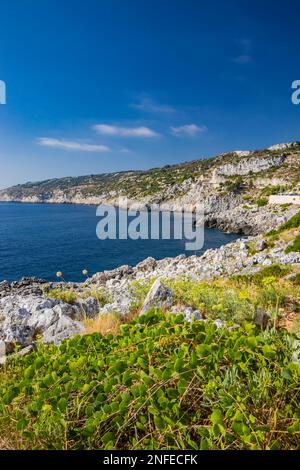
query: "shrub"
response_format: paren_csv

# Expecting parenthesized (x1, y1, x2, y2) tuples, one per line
(0, 313, 299, 450)
(267, 212, 300, 238)
(285, 235, 300, 253)
(278, 211, 300, 233)
(260, 185, 288, 197)
(256, 198, 268, 207)
(81, 288, 109, 307)
(233, 265, 291, 285)
(225, 177, 244, 193)
(47, 289, 77, 304)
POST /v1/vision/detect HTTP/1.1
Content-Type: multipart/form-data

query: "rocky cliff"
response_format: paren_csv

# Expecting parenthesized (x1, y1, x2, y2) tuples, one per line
(1, 141, 300, 235)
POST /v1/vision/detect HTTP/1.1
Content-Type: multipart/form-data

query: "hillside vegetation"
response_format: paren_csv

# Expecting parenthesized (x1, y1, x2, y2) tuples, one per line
(0, 143, 299, 203)
(0, 311, 299, 450)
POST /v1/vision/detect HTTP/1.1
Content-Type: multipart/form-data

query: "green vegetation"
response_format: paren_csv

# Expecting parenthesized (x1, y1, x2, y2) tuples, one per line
(166, 267, 299, 326)
(285, 235, 300, 253)
(280, 212, 300, 231)
(232, 264, 291, 284)
(224, 176, 244, 193)
(45, 287, 109, 308)
(268, 211, 300, 237)
(130, 265, 300, 332)
(2, 143, 299, 203)
(0, 311, 299, 450)
(256, 198, 268, 207)
(276, 212, 300, 234)
(1, 213, 300, 450)
(46, 288, 78, 304)
(260, 185, 289, 197)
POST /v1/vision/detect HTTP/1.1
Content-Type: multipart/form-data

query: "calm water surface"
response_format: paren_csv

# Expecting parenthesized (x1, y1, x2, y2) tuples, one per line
(0, 202, 239, 282)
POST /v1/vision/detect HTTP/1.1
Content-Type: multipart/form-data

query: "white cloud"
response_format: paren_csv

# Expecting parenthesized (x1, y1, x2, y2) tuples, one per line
(131, 94, 176, 114)
(93, 124, 159, 137)
(170, 124, 207, 137)
(119, 148, 133, 154)
(38, 138, 110, 152)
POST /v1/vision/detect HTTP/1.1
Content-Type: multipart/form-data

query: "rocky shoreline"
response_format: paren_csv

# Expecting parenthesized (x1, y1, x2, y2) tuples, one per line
(0, 141, 299, 358)
(1, 224, 299, 359)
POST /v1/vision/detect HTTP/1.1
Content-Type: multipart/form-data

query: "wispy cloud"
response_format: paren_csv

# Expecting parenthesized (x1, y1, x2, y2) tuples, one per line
(233, 38, 253, 64)
(170, 124, 207, 137)
(38, 138, 110, 152)
(131, 94, 176, 114)
(233, 54, 252, 64)
(119, 147, 133, 154)
(93, 124, 159, 137)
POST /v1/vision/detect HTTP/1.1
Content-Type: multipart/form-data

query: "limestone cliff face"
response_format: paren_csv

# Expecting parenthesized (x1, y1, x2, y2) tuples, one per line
(1, 141, 299, 235)
(214, 154, 285, 177)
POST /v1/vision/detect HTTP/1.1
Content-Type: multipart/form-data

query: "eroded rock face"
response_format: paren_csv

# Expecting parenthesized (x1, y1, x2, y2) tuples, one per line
(0, 277, 48, 299)
(75, 297, 99, 318)
(0, 295, 84, 352)
(268, 142, 298, 151)
(215, 155, 285, 177)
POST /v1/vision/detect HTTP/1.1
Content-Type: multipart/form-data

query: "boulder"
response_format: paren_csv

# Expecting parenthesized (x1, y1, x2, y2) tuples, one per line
(76, 297, 99, 318)
(254, 307, 271, 328)
(43, 315, 84, 344)
(136, 257, 157, 272)
(255, 239, 268, 251)
(0, 294, 84, 352)
(140, 279, 174, 316)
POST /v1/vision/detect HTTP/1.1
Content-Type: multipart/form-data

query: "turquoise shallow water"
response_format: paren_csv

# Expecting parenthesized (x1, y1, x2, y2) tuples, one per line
(0, 202, 239, 282)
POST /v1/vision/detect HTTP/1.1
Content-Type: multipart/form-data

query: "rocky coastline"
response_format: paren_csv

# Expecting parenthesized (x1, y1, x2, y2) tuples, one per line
(0, 141, 299, 359)
(1, 221, 299, 359)
(1, 141, 299, 236)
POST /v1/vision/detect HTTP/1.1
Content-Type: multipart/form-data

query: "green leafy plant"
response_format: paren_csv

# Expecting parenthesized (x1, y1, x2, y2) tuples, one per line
(285, 235, 300, 253)
(47, 288, 78, 304)
(1, 312, 299, 450)
(256, 198, 268, 207)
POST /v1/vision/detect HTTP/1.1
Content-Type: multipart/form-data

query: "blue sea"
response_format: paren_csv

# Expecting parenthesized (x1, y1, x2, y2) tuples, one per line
(0, 202, 239, 282)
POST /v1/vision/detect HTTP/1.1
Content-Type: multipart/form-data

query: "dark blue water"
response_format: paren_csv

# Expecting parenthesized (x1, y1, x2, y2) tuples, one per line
(0, 202, 239, 282)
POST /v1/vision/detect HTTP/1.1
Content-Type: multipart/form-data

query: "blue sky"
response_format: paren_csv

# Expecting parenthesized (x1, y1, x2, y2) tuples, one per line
(0, 0, 299, 189)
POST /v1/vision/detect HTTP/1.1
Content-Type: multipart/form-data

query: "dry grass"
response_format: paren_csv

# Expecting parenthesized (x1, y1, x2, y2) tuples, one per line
(0, 426, 25, 450)
(83, 307, 140, 337)
(280, 228, 300, 243)
(83, 312, 122, 336)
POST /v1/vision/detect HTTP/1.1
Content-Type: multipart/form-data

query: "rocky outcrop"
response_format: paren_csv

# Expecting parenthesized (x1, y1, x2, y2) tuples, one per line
(268, 142, 299, 151)
(0, 278, 48, 299)
(139, 279, 174, 315)
(214, 154, 285, 177)
(82, 231, 300, 319)
(0, 295, 85, 356)
(204, 204, 297, 235)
